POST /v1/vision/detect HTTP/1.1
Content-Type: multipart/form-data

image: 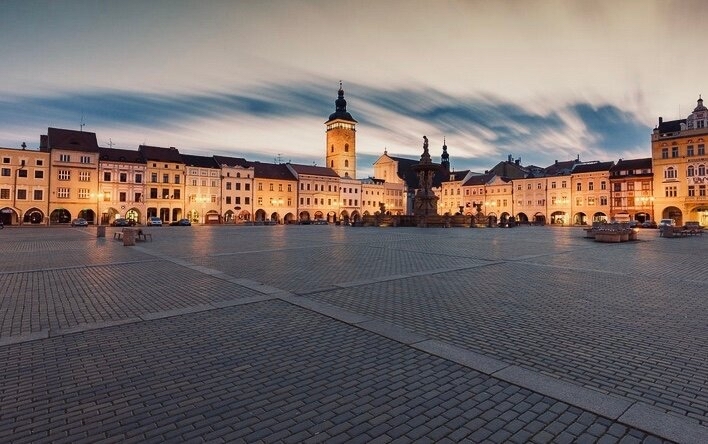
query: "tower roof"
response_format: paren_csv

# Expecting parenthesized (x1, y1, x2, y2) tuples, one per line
(326, 82, 357, 123)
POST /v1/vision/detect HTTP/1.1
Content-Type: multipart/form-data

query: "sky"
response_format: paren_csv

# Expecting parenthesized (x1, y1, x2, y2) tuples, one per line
(1, 0, 707, 178)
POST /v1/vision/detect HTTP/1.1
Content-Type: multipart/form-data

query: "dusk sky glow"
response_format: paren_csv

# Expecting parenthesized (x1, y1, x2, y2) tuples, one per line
(2, 0, 707, 177)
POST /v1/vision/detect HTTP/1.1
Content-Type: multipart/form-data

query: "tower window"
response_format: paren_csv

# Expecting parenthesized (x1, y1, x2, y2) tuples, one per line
(344, 160, 349, 167)
(331, 145, 334, 153)
(345, 144, 349, 152)
(330, 160, 334, 168)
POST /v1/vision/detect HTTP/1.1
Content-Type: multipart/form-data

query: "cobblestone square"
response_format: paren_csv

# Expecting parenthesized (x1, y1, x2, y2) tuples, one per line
(0, 225, 705, 442)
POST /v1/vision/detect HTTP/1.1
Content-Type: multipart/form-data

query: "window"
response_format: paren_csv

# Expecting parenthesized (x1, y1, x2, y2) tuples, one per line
(588, 197, 595, 205)
(226, 196, 231, 204)
(104, 172, 112, 181)
(258, 197, 262, 205)
(16, 189, 27, 200)
(226, 182, 232, 190)
(700, 165, 706, 176)
(235, 183, 241, 191)
(36, 160, 43, 166)
(150, 188, 158, 199)
(600, 196, 608, 205)
(1, 157, 8, 163)
(688, 165, 695, 177)
(664, 186, 677, 197)
(57, 187, 69, 198)
(135, 174, 142, 184)
(688, 186, 696, 197)
(175, 175, 181, 184)
(688, 145, 695, 156)
(576, 197, 582, 206)
(245, 183, 250, 191)
(78, 188, 90, 199)
(345, 143, 349, 152)
(58, 170, 70, 180)
(211, 180, 217, 188)
(288, 184, 291, 192)
(1, 168, 10, 176)
(561, 181, 567, 188)
(235, 197, 240, 205)
(0, 189, 8, 199)
(135, 192, 142, 202)
(245, 197, 250, 205)
(270, 183, 274, 191)
(119, 192, 127, 202)
(59, 154, 70, 162)
(627, 182, 634, 191)
(173, 190, 180, 199)
(79, 171, 90, 182)
(613, 183, 621, 192)
(699, 144, 706, 155)
(278, 184, 283, 192)
(33, 190, 43, 200)
(163, 174, 169, 183)
(588, 182, 594, 191)
(162, 188, 169, 199)
(661, 148, 668, 159)
(576, 183, 581, 192)
(18, 170, 27, 178)
(600, 181, 607, 190)
(211, 195, 216, 203)
(664, 167, 677, 179)
(151, 173, 158, 182)
(287, 198, 291, 206)
(191, 179, 197, 186)
(700, 185, 706, 197)
(80, 155, 91, 164)
(119, 173, 127, 182)
(344, 160, 349, 167)
(551, 182, 556, 189)
(671, 146, 679, 158)
(258, 183, 263, 191)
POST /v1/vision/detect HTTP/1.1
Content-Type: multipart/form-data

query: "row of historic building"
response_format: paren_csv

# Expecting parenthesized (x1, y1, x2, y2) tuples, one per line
(1, 86, 707, 227)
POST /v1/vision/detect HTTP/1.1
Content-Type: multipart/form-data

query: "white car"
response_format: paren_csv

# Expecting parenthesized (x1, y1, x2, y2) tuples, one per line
(147, 217, 163, 226)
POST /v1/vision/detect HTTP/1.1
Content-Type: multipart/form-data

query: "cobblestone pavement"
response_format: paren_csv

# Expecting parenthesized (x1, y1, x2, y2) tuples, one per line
(0, 224, 705, 443)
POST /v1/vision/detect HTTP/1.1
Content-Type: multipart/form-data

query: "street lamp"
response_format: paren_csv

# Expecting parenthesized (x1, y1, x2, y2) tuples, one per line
(196, 196, 209, 224)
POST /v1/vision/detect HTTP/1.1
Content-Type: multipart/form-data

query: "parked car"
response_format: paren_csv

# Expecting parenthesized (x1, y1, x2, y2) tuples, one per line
(147, 217, 163, 226)
(641, 220, 658, 229)
(111, 218, 136, 227)
(658, 218, 675, 228)
(169, 218, 192, 226)
(70, 218, 88, 227)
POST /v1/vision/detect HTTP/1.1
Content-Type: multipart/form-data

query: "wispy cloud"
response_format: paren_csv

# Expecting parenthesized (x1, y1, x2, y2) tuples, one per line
(0, 82, 652, 178)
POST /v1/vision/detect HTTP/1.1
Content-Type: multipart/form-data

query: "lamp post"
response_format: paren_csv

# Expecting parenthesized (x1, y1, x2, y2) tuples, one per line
(197, 196, 208, 224)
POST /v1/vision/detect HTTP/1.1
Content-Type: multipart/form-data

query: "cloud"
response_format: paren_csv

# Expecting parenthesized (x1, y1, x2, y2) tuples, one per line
(0, 82, 652, 179)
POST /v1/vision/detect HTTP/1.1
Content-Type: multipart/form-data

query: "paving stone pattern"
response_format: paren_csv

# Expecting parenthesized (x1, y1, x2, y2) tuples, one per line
(0, 301, 667, 443)
(0, 225, 702, 442)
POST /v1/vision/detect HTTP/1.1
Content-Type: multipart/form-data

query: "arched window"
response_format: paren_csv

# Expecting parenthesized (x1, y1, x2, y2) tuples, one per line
(236, 172, 240, 178)
(699, 164, 706, 176)
(331, 145, 334, 153)
(344, 143, 349, 152)
(688, 165, 695, 177)
(330, 160, 334, 168)
(664, 167, 677, 179)
(344, 160, 349, 167)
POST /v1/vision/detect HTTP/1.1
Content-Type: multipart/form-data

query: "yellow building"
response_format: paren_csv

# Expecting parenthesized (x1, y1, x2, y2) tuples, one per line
(252, 162, 297, 224)
(287, 164, 341, 223)
(138, 145, 186, 224)
(43, 128, 101, 225)
(439, 170, 472, 215)
(652, 96, 708, 226)
(182, 154, 222, 224)
(569, 161, 614, 224)
(0, 144, 50, 225)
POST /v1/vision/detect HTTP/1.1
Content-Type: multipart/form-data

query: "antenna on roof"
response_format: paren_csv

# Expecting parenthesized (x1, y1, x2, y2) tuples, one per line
(107, 138, 114, 149)
(274, 153, 283, 164)
(80, 114, 85, 132)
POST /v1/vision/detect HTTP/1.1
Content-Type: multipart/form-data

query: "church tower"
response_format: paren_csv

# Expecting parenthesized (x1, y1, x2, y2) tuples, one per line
(441, 137, 450, 172)
(325, 82, 357, 178)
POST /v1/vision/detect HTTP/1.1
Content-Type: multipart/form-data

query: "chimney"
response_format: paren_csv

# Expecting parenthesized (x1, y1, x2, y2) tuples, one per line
(659, 117, 663, 125)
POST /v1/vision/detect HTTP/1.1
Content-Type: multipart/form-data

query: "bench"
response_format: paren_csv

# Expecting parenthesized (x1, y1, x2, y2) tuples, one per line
(137, 230, 152, 242)
(113, 231, 123, 240)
